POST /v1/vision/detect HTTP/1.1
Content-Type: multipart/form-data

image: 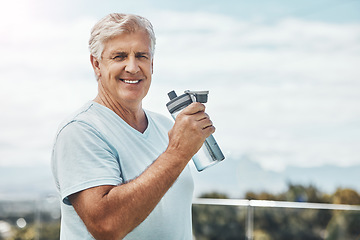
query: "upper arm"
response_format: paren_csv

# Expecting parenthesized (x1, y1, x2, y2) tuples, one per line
(68, 185, 115, 213)
(68, 185, 119, 239)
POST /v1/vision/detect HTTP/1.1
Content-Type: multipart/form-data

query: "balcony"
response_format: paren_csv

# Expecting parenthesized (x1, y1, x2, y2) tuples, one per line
(192, 198, 360, 240)
(1, 197, 360, 239)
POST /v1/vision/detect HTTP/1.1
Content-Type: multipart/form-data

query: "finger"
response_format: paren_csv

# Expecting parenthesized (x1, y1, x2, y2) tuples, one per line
(203, 125, 216, 137)
(195, 112, 210, 122)
(198, 117, 214, 132)
(201, 119, 213, 130)
(181, 102, 205, 115)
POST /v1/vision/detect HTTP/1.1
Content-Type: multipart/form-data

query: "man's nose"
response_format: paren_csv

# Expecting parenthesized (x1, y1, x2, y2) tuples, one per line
(125, 57, 140, 74)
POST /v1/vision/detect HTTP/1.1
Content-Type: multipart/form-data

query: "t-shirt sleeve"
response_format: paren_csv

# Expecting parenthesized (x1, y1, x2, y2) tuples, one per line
(52, 121, 122, 205)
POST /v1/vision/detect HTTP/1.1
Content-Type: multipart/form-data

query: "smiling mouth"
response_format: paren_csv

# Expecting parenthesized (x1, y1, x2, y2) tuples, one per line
(121, 79, 141, 84)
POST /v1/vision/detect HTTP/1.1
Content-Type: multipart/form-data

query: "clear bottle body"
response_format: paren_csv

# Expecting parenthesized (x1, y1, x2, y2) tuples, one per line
(170, 110, 224, 171)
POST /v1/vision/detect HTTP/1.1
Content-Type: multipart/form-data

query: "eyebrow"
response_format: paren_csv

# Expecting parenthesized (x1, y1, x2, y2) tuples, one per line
(110, 51, 151, 56)
(110, 51, 127, 57)
(135, 52, 151, 56)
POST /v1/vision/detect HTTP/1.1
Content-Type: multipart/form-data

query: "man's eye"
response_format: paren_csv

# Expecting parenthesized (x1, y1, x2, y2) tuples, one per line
(113, 56, 124, 60)
(136, 54, 149, 59)
(112, 54, 127, 60)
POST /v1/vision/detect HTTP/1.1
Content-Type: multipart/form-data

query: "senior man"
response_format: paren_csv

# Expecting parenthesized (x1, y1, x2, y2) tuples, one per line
(51, 13, 215, 239)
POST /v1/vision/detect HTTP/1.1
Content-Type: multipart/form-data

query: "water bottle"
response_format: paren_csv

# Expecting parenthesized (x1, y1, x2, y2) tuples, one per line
(166, 90, 225, 171)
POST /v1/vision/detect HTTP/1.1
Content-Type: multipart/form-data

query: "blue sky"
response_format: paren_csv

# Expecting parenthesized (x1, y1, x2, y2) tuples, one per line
(30, 0, 360, 23)
(0, 0, 359, 174)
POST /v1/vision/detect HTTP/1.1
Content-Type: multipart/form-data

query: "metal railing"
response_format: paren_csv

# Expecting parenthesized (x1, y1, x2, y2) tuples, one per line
(193, 198, 360, 240)
(2, 197, 360, 239)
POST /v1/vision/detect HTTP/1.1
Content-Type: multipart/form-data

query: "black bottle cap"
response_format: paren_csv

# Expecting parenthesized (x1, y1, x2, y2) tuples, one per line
(195, 93, 208, 103)
(168, 90, 177, 100)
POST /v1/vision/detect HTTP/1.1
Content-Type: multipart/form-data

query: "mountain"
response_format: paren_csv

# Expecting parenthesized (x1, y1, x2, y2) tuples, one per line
(0, 165, 56, 199)
(191, 156, 360, 198)
(1, 157, 359, 199)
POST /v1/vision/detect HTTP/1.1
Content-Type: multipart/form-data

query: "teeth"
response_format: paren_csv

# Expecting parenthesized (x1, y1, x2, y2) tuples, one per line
(123, 80, 140, 84)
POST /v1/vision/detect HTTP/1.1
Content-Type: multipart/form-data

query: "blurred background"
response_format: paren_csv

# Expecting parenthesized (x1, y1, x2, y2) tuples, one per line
(0, 0, 359, 239)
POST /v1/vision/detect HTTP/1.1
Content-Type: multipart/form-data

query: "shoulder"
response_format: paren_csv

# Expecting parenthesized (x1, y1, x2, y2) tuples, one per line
(55, 101, 102, 139)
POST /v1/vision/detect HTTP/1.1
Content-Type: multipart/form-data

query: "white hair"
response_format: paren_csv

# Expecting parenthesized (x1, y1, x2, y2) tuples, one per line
(89, 13, 156, 60)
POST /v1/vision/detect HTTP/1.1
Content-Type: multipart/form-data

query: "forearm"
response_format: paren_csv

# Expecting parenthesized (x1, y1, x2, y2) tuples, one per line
(107, 150, 187, 227)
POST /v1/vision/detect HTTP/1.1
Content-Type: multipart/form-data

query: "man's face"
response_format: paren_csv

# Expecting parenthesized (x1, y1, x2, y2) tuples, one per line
(93, 31, 153, 106)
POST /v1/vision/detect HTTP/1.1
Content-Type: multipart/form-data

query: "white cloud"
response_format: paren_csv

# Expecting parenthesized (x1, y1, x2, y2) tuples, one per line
(148, 11, 360, 170)
(0, 10, 97, 166)
(0, 9, 359, 171)
(152, 14, 360, 83)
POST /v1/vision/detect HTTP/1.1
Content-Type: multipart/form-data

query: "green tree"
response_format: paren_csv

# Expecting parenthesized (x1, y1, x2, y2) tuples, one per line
(326, 188, 360, 240)
(332, 188, 360, 205)
(39, 222, 60, 240)
(9, 225, 36, 240)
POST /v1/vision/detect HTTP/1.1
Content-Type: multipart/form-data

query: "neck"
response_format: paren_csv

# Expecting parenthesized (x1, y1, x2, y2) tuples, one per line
(94, 89, 148, 134)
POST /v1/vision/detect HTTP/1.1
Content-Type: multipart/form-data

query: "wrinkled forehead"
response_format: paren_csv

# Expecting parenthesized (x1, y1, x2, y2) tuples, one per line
(102, 31, 152, 56)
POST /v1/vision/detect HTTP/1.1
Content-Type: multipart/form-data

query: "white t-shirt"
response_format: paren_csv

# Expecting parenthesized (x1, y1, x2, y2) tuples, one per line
(51, 101, 194, 240)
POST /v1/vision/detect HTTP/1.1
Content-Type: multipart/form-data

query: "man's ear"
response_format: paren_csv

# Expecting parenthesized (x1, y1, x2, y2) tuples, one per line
(90, 55, 101, 79)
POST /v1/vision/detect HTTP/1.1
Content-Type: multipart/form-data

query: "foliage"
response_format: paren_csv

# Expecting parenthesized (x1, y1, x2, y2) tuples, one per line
(38, 223, 60, 240)
(8, 225, 36, 240)
(332, 188, 360, 205)
(193, 184, 360, 240)
(245, 183, 332, 203)
(1, 222, 60, 240)
(192, 192, 246, 240)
